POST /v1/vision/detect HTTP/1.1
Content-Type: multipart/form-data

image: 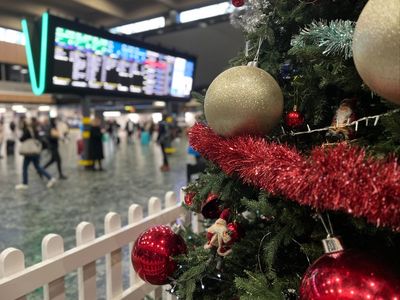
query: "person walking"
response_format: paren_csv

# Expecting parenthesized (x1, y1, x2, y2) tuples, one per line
(148, 121, 155, 142)
(113, 120, 121, 145)
(106, 120, 120, 146)
(0, 120, 4, 159)
(157, 115, 171, 172)
(15, 118, 56, 190)
(57, 119, 70, 142)
(43, 118, 67, 179)
(6, 121, 17, 156)
(88, 118, 104, 171)
(125, 119, 135, 144)
(140, 121, 152, 145)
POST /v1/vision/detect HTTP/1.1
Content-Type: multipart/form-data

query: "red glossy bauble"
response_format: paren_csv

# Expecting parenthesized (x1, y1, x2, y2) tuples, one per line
(131, 225, 187, 285)
(299, 250, 400, 300)
(232, 0, 245, 7)
(184, 192, 195, 207)
(285, 110, 304, 129)
(201, 193, 223, 219)
(226, 222, 243, 245)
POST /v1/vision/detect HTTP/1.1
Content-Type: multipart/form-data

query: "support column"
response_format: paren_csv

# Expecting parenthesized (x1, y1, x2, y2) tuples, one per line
(164, 102, 177, 155)
(79, 96, 93, 167)
(166, 102, 174, 115)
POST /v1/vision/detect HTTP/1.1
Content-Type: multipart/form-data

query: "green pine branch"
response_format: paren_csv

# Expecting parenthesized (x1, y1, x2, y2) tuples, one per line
(179, 2, 400, 299)
(235, 271, 282, 300)
(290, 19, 355, 59)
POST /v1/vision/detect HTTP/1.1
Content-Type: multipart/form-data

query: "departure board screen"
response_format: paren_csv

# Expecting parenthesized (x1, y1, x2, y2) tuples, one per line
(52, 27, 195, 98)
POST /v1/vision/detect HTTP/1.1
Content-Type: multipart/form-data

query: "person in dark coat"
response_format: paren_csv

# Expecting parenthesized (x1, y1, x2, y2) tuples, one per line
(0, 119, 4, 159)
(157, 115, 171, 172)
(88, 118, 104, 170)
(43, 118, 67, 179)
(125, 119, 135, 144)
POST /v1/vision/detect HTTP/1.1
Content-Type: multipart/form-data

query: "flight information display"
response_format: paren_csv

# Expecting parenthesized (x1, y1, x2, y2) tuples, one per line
(52, 27, 195, 98)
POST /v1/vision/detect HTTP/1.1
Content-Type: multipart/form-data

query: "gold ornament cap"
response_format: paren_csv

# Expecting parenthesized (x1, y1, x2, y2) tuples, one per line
(247, 61, 258, 67)
(322, 236, 344, 254)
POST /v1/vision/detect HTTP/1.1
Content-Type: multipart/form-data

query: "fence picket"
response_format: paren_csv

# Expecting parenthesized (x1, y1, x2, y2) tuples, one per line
(0, 190, 186, 300)
(179, 188, 192, 230)
(164, 192, 179, 300)
(148, 196, 162, 215)
(128, 204, 143, 289)
(165, 191, 177, 208)
(105, 212, 123, 300)
(76, 222, 96, 300)
(42, 234, 65, 300)
(182, 188, 203, 234)
(0, 248, 26, 300)
(148, 197, 163, 300)
(163, 285, 177, 300)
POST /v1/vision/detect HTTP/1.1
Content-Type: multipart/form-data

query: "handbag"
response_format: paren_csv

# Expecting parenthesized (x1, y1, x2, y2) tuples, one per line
(19, 138, 42, 156)
(19, 128, 42, 156)
(77, 139, 84, 155)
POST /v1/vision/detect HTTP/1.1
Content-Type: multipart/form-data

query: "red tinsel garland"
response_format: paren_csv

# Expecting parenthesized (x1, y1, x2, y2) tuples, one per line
(189, 123, 400, 231)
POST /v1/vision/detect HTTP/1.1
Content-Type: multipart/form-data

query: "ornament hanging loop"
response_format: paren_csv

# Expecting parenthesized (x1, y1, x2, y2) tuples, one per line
(257, 232, 271, 273)
(317, 212, 334, 237)
(247, 37, 264, 67)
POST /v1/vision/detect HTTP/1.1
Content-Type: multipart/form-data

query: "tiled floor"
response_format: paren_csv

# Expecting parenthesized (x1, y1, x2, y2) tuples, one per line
(0, 132, 189, 299)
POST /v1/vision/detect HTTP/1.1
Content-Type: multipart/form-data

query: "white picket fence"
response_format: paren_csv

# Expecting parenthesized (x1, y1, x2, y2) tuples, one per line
(0, 190, 191, 300)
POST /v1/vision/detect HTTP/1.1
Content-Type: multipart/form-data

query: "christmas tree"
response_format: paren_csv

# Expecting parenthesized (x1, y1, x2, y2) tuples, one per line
(132, 1, 400, 299)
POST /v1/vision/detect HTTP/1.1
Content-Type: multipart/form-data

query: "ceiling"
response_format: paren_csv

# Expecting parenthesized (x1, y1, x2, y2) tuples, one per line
(0, 0, 245, 97)
(0, 0, 221, 30)
(144, 21, 244, 89)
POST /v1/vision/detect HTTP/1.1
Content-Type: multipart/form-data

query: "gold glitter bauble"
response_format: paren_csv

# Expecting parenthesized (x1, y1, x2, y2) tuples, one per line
(352, 0, 400, 105)
(204, 66, 283, 137)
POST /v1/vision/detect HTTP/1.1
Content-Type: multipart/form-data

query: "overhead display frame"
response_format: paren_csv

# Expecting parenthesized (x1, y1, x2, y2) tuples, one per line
(21, 13, 196, 101)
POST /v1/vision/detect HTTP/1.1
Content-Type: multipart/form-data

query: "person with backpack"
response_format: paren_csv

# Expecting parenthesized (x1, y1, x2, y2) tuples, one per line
(43, 118, 67, 179)
(15, 118, 56, 190)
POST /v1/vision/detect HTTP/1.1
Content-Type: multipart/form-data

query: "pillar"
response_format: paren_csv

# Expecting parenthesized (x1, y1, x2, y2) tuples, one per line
(79, 96, 93, 167)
